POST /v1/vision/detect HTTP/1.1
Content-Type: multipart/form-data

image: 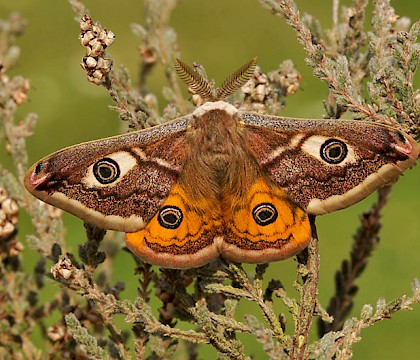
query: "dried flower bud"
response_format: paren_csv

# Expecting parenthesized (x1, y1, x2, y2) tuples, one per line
(0, 66, 8, 85)
(84, 56, 97, 68)
(7, 77, 30, 105)
(268, 60, 301, 97)
(255, 84, 269, 102)
(80, 32, 94, 46)
(387, 11, 399, 25)
(1, 222, 15, 237)
(6, 238, 24, 257)
(2, 198, 18, 218)
(51, 256, 74, 280)
(93, 69, 104, 80)
(394, 17, 411, 32)
(0, 187, 19, 240)
(80, 15, 93, 32)
(47, 324, 67, 342)
(139, 46, 157, 64)
(88, 38, 102, 56)
(96, 57, 112, 72)
(102, 31, 115, 47)
(92, 24, 101, 35)
(241, 66, 271, 105)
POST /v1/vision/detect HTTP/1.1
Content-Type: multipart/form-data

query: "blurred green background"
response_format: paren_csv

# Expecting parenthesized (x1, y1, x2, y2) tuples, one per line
(0, 0, 419, 358)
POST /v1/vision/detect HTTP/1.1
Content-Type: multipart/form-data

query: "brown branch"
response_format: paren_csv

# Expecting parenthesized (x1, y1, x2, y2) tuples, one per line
(291, 215, 320, 360)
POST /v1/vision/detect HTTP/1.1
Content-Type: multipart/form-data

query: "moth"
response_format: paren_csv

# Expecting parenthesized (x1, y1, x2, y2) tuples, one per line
(24, 59, 419, 269)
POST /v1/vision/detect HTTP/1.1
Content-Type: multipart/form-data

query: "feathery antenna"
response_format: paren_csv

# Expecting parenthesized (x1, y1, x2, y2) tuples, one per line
(174, 57, 215, 101)
(174, 57, 258, 102)
(216, 57, 257, 100)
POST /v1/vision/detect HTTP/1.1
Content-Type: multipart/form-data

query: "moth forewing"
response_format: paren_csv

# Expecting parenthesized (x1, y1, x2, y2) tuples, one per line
(239, 111, 419, 215)
(24, 114, 192, 232)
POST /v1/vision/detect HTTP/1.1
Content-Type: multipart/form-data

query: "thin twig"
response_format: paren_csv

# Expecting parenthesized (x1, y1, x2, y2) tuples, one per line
(319, 186, 391, 335)
(291, 215, 320, 360)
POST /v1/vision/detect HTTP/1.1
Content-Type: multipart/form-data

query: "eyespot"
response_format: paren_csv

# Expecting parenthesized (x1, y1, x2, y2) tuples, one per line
(252, 203, 278, 226)
(320, 139, 348, 164)
(158, 206, 183, 229)
(93, 158, 120, 184)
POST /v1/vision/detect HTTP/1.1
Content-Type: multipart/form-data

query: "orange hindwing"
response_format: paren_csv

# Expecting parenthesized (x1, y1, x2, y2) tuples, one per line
(221, 178, 311, 263)
(125, 183, 222, 268)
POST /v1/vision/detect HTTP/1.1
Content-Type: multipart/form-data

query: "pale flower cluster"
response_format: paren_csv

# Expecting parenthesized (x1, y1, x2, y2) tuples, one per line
(79, 15, 114, 85)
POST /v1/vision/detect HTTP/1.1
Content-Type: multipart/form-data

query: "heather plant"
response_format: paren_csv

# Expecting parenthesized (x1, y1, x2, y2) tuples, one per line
(0, 0, 419, 359)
